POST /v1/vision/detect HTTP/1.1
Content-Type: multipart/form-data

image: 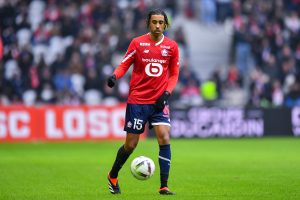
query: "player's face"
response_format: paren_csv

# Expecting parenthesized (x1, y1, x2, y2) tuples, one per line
(149, 14, 166, 38)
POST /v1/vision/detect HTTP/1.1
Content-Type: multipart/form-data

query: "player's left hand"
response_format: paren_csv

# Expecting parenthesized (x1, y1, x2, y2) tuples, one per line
(155, 91, 170, 111)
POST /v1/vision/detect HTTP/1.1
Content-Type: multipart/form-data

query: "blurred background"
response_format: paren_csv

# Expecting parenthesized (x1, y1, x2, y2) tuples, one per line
(0, 0, 300, 140)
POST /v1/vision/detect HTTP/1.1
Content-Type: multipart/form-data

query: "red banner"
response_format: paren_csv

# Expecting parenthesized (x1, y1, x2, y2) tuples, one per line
(0, 104, 142, 142)
(0, 106, 38, 141)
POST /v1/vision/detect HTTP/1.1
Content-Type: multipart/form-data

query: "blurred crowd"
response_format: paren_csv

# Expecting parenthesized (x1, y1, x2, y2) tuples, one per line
(0, 0, 178, 105)
(1, 0, 300, 108)
(176, 0, 300, 108)
(231, 0, 300, 108)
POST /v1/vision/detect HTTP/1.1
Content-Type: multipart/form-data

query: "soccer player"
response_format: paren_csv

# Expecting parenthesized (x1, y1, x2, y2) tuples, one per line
(107, 9, 179, 195)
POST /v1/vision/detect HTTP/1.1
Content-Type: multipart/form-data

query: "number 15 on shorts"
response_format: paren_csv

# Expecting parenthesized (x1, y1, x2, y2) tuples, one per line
(133, 118, 143, 130)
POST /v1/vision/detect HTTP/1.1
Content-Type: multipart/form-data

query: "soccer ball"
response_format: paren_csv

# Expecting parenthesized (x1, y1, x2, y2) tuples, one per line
(130, 156, 155, 180)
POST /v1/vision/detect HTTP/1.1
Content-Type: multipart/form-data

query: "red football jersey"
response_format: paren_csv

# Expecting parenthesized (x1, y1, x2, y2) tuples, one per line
(114, 33, 179, 104)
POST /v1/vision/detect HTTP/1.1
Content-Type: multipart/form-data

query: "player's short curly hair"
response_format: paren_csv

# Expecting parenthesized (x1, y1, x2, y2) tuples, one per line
(146, 9, 169, 30)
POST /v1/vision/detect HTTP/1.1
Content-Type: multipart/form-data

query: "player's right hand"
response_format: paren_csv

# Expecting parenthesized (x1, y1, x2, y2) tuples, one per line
(107, 74, 117, 88)
(155, 91, 170, 111)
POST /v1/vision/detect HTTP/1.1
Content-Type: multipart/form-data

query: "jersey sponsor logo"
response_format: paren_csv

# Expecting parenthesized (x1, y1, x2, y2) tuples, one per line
(142, 58, 167, 64)
(140, 42, 150, 46)
(145, 63, 163, 77)
(161, 49, 168, 56)
(160, 45, 170, 49)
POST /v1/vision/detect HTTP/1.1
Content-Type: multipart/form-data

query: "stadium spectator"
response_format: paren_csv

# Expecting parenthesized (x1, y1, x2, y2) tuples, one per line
(216, 0, 233, 23)
(201, 79, 218, 106)
(226, 64, 243, 88)
(179, 78, 203, 106)
(0, 36, 3, 60)
(200, 0, 217, 25)
(271, 79, 284, 106)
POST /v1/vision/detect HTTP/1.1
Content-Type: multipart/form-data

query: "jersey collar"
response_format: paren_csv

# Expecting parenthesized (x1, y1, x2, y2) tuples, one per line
(155, 34, 164, 46)
(148, 33, 165, 46)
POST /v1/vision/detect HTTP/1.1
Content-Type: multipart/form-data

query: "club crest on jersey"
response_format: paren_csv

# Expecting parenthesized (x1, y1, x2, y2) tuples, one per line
(161, 49, 168, 56)
(127, 121, 133, 128)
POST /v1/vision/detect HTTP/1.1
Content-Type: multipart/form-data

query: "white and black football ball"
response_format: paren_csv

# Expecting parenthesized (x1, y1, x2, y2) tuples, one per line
(130, 156, 155, 180)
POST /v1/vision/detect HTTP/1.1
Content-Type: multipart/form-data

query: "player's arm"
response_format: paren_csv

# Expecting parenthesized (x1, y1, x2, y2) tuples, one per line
(166, 43, 179, 93)
(107, 40, 136, 88)
(155, 43, 179, 111)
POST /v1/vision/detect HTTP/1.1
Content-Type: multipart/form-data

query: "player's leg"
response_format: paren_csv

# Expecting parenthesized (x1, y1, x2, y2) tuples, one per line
(110, 133, 140, 178)
(108, 104, 148, 194)
(150, 105, 175, 195)
(153, 125, 175, 195)
(108, 133, 140, 194)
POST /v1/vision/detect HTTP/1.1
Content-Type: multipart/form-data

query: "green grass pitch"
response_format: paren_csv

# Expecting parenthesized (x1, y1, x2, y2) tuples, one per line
(1, 138, 300, 200)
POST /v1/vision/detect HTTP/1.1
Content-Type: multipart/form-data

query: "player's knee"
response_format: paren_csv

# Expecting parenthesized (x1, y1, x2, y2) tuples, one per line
(158, 132, 170, 145)
(125, 141, 138, 152)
